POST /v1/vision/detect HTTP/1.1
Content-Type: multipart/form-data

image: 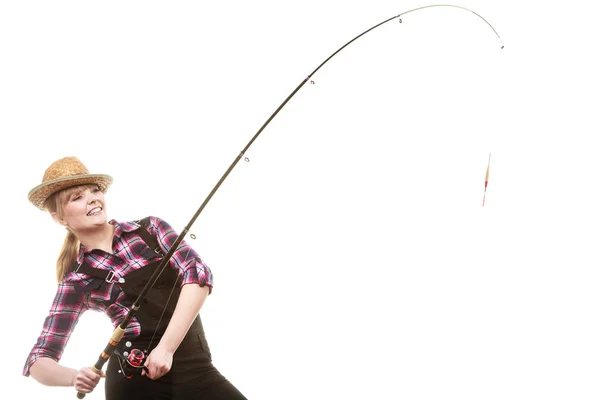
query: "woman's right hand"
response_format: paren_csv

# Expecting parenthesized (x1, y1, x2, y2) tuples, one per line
(73, 367, 105, 394)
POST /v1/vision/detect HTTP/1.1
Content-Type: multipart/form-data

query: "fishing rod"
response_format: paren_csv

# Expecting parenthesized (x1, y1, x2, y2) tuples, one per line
(76, 4, 502, 398)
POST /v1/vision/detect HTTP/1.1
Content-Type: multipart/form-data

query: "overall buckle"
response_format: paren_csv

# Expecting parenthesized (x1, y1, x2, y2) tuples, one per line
(105, 270, 115, 283)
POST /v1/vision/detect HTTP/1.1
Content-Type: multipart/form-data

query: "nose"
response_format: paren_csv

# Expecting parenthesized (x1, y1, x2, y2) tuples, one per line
(86, 189, 100, 204)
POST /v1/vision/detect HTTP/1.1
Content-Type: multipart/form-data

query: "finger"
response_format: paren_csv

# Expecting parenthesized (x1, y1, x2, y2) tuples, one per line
(151, 365, 166, 380)
(76, 378, 96, 391)
(82, 369, 101, 381)
(157, 364, 169, 377)
(148, 366, 158, 380)
(74, 383, 91, 394)
(76, 375, 94, 387)
(75, 380, 95, 393)
(81, 374, 100, 385)
(77, 371, 102, 388)
(146, 359, 160, 380)
(143, 364, 153, 379)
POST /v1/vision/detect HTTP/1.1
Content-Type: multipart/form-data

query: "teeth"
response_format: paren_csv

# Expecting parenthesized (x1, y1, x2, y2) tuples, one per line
(87, 207, 102, 216)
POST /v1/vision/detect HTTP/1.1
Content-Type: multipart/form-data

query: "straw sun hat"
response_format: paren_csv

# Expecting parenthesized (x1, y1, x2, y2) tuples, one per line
(28, 156, 113, 210)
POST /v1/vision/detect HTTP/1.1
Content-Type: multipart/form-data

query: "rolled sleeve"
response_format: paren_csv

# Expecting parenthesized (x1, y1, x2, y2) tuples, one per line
(23, 282, 86, 376)
(150, 216, 214, 293)
(180, 256, 214, 293)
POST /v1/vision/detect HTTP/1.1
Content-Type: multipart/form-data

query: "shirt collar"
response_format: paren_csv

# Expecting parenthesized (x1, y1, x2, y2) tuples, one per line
(110, 218, 142, 237)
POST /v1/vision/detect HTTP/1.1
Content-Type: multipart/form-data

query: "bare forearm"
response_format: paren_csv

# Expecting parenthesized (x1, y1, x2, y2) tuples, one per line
(29, 357, 77, 387)
(159, 283, 209, 353)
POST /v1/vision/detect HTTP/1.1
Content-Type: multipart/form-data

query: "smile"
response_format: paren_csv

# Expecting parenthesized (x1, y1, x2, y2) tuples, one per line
(87, 207, 102, 216)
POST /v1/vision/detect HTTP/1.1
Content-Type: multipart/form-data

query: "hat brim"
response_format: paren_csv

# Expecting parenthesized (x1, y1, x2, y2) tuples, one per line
(28, 174, 113, 210)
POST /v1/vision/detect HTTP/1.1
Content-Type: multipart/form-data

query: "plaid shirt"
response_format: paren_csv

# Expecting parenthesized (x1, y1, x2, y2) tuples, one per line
(22, 216, 213, 377)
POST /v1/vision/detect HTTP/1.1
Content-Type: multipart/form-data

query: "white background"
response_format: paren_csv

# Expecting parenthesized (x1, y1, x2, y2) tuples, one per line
(1, 1, 599, 399)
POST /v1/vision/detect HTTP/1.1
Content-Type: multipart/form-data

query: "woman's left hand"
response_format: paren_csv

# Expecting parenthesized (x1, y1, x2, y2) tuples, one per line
(142, 344, 174, 380)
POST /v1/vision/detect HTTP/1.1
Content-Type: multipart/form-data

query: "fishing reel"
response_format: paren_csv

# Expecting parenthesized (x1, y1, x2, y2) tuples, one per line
(115, 346, 149, 379)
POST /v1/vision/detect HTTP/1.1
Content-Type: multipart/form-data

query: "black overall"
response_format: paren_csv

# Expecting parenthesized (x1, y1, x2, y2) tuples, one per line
(75, 218, 247, 400)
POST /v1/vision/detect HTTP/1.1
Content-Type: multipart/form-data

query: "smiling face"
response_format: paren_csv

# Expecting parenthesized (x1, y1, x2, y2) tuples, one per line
(48, 184, 108, 232)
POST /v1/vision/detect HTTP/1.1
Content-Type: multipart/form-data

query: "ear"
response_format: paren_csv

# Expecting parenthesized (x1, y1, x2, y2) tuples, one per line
(50, 212, 68, 227)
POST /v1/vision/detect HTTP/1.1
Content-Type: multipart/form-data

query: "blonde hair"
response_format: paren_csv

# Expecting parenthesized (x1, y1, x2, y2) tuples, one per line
(44, 184, 98, 282)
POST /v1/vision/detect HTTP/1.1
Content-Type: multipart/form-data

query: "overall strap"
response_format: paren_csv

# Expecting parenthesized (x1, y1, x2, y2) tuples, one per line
(73, 262, 115, 282)
(134, 217, 164, 257)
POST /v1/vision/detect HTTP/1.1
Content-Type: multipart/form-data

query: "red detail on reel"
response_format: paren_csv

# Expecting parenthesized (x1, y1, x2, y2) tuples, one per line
(121, 348, 146, 379)
(127, 349, 145, 367)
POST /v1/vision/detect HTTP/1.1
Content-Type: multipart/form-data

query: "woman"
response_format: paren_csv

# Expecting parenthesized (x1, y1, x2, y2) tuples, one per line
(22, 156, 247, 400)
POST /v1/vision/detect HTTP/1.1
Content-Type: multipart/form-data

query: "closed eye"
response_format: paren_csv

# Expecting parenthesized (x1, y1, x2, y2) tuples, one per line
(68, 190, 84, 202)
